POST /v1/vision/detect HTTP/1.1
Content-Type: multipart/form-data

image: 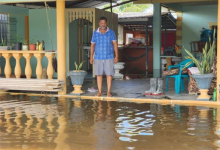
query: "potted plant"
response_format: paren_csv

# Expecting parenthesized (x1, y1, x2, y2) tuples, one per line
(14, 34, 22, 50)
(184, 30, 216, 100)
(22, 39, 28, 51)
(0, 33, 10, 50)
(0, 38, 10, 50)
(69, 61, 87, 95)
(29, 39, 36, 51)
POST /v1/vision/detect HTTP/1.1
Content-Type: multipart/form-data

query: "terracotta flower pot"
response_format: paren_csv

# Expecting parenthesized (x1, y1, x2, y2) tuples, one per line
(29, 44, 36, 51)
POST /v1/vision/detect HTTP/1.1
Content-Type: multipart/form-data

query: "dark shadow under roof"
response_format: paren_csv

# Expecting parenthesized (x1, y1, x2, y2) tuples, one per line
(6, 0, 134, 8)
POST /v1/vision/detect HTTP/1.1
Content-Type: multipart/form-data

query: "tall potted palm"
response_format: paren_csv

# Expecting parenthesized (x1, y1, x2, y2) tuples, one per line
(184, 30, 216, 100)
(69, 61, 87, 95)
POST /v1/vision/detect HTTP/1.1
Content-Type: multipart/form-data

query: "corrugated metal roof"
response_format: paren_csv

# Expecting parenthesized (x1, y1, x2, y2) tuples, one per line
(4, 0, 122, 8)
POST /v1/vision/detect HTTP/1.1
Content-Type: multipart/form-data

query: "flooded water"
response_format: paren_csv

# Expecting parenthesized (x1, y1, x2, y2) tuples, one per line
(0, 94, 220, 150)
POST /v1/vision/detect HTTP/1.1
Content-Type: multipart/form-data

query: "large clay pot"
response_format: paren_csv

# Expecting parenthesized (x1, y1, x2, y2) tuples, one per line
(69, 70, 87, 95)
(192, 73, 215, 100)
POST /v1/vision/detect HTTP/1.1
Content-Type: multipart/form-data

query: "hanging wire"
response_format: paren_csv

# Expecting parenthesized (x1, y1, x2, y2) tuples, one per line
(44, 1, 54, 50)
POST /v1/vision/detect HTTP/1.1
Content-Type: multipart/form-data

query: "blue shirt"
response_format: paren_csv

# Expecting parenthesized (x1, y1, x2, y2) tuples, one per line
(91, 27, 117, 60)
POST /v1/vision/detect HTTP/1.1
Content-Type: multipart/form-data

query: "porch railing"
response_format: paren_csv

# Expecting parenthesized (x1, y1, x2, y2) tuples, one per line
(0, 51, 56, 79)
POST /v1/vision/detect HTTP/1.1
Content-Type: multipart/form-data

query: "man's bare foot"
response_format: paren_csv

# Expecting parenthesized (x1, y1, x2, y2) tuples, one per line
(95, 92, 102, 97)
(107, 92, 112, 97)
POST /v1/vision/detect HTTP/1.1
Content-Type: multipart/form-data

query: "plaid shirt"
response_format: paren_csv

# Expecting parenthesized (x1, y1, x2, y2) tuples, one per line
(91, 27, 117, 60)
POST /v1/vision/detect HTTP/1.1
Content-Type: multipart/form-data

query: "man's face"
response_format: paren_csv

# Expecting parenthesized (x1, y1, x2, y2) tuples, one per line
(99, 20, 107, 30)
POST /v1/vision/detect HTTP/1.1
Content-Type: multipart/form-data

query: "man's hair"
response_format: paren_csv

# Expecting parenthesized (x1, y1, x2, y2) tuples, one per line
(99, 16, 107, 22)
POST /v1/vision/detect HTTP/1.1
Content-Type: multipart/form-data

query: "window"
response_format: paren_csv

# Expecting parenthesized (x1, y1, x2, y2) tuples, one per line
(126, 33, 133, 44)
(0, 13, 10, 45)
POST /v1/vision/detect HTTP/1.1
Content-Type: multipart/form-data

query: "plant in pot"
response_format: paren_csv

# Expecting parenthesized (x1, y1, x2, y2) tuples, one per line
(184, 30, 216, 100)
(29, 39, 36, 51)
(0, 33, 10, 50)
(14, 34, 22, 50)
(69, 61, 87, 95)
(22, 39, 28, 51)
(0, 38, 10, 50)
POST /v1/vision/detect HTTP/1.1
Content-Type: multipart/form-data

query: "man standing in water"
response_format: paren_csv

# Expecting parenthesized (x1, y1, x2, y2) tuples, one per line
(90, 16, 118, 97)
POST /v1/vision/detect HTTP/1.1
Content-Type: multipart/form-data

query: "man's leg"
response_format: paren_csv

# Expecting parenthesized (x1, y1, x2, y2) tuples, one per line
(96, 75, 103, 96)
(106, 75, 112, 97)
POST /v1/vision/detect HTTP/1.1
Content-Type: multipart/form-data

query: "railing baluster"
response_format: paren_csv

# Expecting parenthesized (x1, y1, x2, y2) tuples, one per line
(1, 51, 56, 79)
(2, 53, 12, 78)
(13, 53, 22, 78)
(23, 53, 33, 79)
(45, 53, 55, 79)
(34, 53, 44, 79)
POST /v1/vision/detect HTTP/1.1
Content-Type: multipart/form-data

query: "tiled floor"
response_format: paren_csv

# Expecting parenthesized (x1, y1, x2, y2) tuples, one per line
(67, 76, 199, 100)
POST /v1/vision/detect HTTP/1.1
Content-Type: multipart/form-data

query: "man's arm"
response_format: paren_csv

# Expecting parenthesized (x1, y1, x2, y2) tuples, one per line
(90, 43, 95, 64)
(112, 41, 118, 63)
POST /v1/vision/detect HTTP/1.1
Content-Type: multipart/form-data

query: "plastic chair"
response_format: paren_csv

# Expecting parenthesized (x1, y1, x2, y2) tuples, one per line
(166, 59, 194, 94)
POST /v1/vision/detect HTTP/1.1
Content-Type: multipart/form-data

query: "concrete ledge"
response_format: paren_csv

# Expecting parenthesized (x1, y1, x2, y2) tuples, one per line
(5, 92, 220, 108)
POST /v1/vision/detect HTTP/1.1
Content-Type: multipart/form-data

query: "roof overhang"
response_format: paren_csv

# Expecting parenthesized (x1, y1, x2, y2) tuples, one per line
(0, 0, 75, 3)
(134, 0, 217, 4)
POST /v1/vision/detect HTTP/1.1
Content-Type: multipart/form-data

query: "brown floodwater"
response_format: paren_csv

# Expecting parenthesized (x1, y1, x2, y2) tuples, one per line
(0, 94, 220, 150)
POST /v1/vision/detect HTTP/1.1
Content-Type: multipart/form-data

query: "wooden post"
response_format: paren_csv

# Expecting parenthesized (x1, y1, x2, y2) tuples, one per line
(57, 0, 67, 94)
(25, 15, 29, 45)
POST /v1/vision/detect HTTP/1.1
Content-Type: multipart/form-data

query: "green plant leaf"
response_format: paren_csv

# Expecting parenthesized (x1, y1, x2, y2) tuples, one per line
(184, 28, 216, 74)
(74, 62, 78, 70)
(78, 60, 86, 70)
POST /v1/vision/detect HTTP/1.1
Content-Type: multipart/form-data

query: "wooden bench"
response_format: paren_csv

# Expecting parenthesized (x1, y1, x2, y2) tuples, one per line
(0, 78, 64, 92)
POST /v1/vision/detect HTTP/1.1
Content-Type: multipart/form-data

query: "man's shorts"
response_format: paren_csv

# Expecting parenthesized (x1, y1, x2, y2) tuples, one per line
(94, 59, 114, 76)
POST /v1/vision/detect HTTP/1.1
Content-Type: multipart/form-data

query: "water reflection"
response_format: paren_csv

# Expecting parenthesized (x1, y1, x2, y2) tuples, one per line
(0, 94, 220, 150)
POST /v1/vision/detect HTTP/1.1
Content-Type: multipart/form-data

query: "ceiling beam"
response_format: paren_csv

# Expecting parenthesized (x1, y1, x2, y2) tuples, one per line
(0, 0, 82, 4)
(103, 0, 136, 10)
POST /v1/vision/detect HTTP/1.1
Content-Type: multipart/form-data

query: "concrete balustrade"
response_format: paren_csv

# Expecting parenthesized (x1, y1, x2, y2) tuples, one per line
(0, 51, 56, 79)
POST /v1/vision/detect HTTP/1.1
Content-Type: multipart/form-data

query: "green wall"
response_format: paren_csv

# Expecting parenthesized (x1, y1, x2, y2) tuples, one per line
(182, 5, 217, 58)
(0, 5, 28, 76)
(69, 20, 78, 71)
(29, 9, 57, 78)
(29, 9, 70, 78)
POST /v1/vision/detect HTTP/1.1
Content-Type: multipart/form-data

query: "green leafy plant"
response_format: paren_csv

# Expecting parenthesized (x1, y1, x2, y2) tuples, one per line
(184, 29, 216, 74)
(14, 34, 22, 43)
(30, 39, 35, 44)
(0, 33, 7, 46)
(22, 39, 28, 45)
(74, 61, 86, 71)
(0, 38, 6, 46)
